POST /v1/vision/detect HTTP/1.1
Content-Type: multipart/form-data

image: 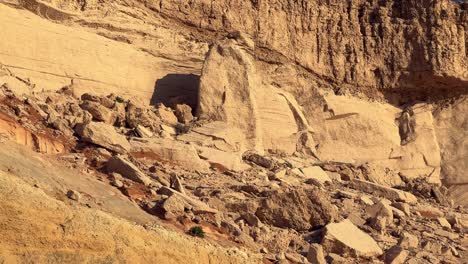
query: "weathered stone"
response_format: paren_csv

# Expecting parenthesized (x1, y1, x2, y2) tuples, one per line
(156, 104, 178, 125)
(162, 195, 186, 219)
(384, 246, 409, 264)
(106, 156, 152, 186)
(241, 213, 262, 227)
(366, 200, 394, 231)
(135, 125, 153, 138)
(75, 122, 131, 154)
(300, 166, 332, 185)
(196, 146, 249, 172)
(321, 219, 383, 257)
(130, 138, 210, 172)
(398, 232, 419, 249)
(170, 174, 185, 194)
(66, 189, 81, 201)
(437, 217, 452, 229)
(174, 104, 193, 124)
(416, 206, 444, 219)
(351, 179, 417, 204)
(243, 151, 277, 170)
(307, 244, 326, 264)
(255, 187, 338, 231)
(158, 186, 217, 215)
(80, 100, 116, 124)
(392, 202, 411, 216)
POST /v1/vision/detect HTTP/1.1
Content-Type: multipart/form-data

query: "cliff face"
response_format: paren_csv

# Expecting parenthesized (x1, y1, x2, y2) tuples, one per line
(3, 0, 466, 189)
(150, 0, 467, 103)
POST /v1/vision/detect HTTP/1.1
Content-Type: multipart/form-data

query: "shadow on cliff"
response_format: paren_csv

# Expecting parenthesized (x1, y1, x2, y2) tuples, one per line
(150, 74, 200, 113)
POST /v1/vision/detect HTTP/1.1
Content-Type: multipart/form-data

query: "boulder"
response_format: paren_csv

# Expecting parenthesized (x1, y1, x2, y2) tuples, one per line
(255, 187, 338, 231)
(130, 138, 210, 172)
(156, 104, 178, 125)
(197, 38, 313, 155)
(162, 195, 186, 219)
(366, 200, 394, 232)
(106, 156, 152, 186)
(197, 146, 249, 172)
(75, 122, 131, 154)
(398, 232, 419, 249)
(135, 125, 153, 138)
(321, 219, 383, 257)
(351, 179, 417, 204)
(384, 246, 408, 264)
(158, 186, 217, 215)
(307, 244, 326, 264)
(300, 166, 332, 185)
(174, 104, 193, 124)
(80, 100, 116, 124)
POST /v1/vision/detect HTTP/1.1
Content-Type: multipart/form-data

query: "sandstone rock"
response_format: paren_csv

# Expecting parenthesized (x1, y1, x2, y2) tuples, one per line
(321, 219, 383, 257)
(300, 166, 332, 185)
(392, 202, 411, 216)
(398, 232, 419, 249)
(437, 217, 452, 229)
(255, 187, 337, 231)
(106, 156, 152, 186)
(157, 104, 178, 125)
(162, 195, 186, 220)
(130, 138, 210, 172)
(351, 179, 417, 204)
(135, 125, 153, 138)
(198, 38, 313, 155)
(307, 244, 326, 264)
(170, 174, 185, 194)
(75, 122, 131, 154)
(66, 189, 81, 201)
(416, 206, 444, 219)
(174, 104, 193, 124)
(241, 213, 262, 227)
(158, 186, 217, 215)
(384, 246, 409, 264)
(80, 100, 116, 124)
(196, 147, 249, 172)
(126, 102, 160, 130)
(242, 151, 277, 170)
(366, 200, 394, 232)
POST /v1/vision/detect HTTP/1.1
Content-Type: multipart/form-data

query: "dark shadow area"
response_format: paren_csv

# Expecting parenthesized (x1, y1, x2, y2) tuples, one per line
(151, 74, 200, 113)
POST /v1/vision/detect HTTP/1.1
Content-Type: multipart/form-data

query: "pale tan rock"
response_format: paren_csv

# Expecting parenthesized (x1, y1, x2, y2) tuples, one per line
(135, 125, 153, 138)
(300, 166, 332, 185)
(392, 202, 411, 216)
(157, 105, 178, 125)
(159, 186, 217, 215)
(384, 246, 408, 264)
(174, 104, 193, 124)
(351, 179, 417, 204)
(321, 219, 383, 257)
(398, 232, 419, 249)
(307, 244, 326, 264)
(75, 122, 130, 154)
(162, 195, 186, 219)
(366, 200, 394, 231)
(416, 206, 444, 219)
(197, 147, 249, 172)
(130, 138, 210, 172)
(106, 156, 152, 186)
(437, 217, 452, 229)
(80, 100, 116, 124)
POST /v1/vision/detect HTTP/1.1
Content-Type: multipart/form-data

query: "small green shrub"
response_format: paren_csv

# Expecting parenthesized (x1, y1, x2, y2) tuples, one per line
(189, 226, 205, 238)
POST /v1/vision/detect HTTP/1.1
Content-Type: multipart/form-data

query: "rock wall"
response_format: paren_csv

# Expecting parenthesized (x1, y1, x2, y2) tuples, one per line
(152, 0, 468, 103)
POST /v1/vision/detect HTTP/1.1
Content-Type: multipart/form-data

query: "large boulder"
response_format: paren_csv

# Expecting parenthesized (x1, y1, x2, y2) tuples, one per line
(255, 187, 338, 231)
(106, 156, 152, 186)
(197, 37, 314, 155)
(75, 122, 130, 154)
(321, 219, 383, 257)
(130, 138, 210, 172)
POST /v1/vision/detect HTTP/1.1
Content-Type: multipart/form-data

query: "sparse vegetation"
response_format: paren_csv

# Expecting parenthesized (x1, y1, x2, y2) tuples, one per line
(188, 226, 205, 238)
